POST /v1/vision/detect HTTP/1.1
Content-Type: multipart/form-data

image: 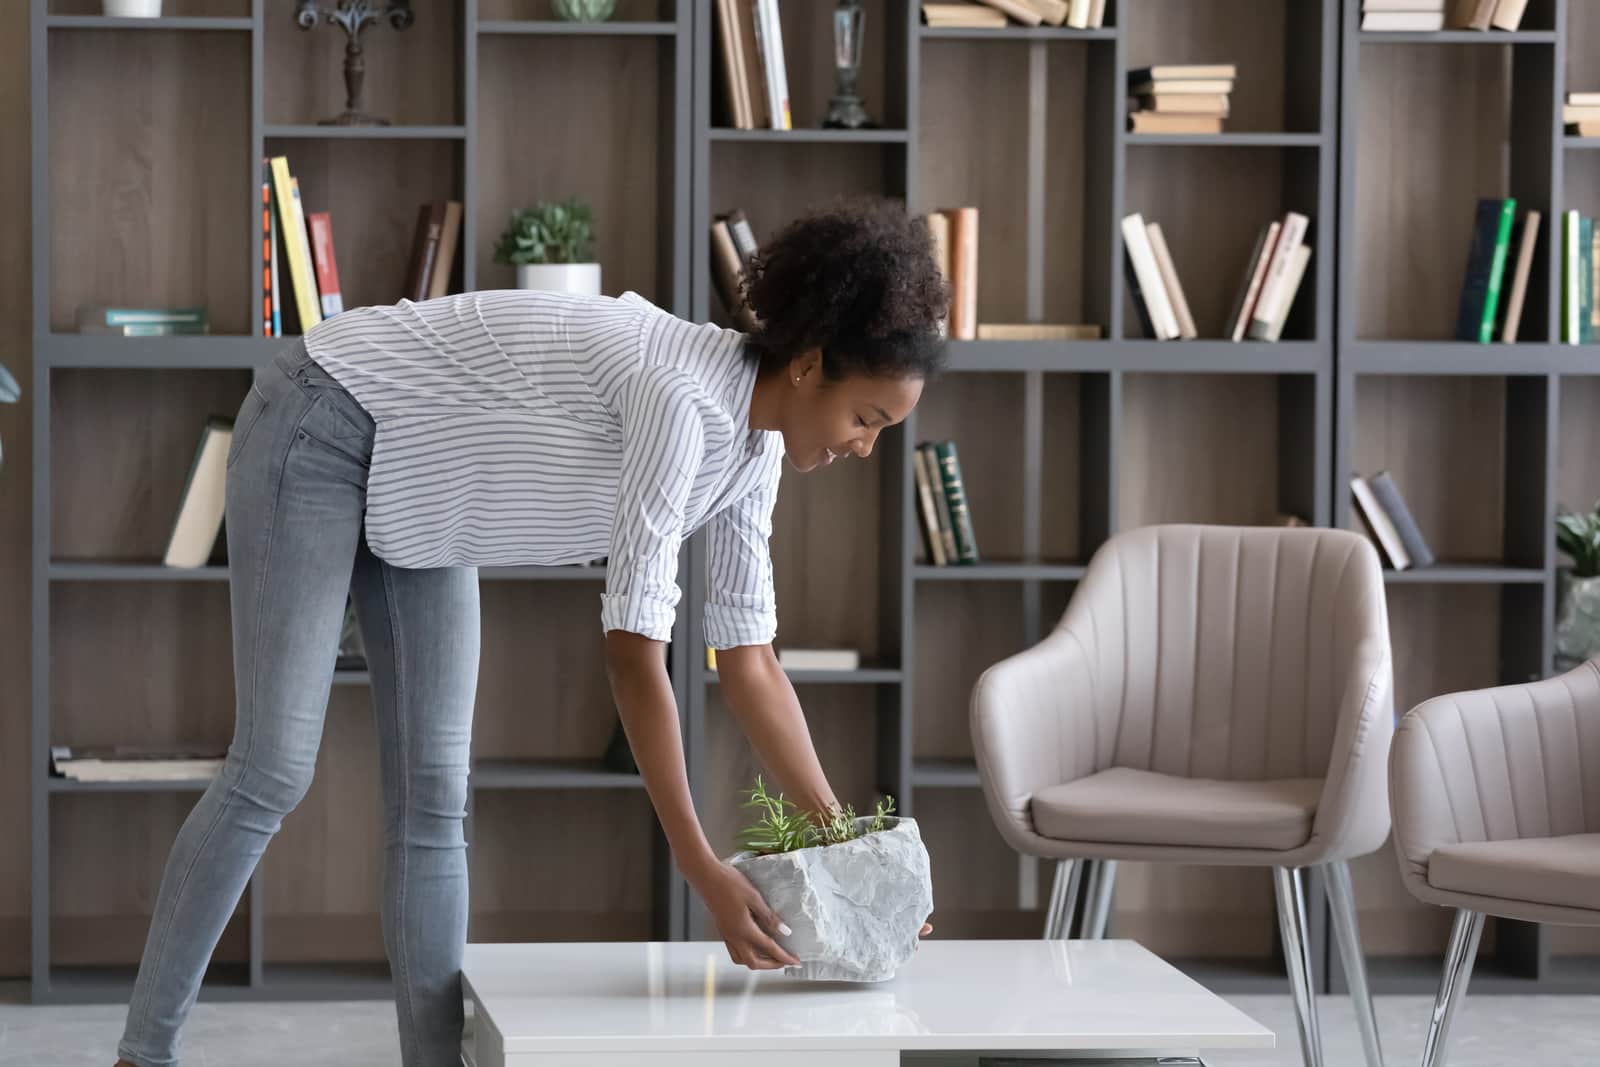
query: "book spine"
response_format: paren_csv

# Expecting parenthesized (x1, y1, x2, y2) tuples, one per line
(1145, 222, 1197, 339)
(921, 442, 958, 561)
(1263, 243, 1311, 342)
(1479, 197, 1517, 343)
(1368, 472, 1436, 568)
(1455, 198, 1499, 342)
(1251, 211, 1308, 334)
(1351, 476, 1412, 570)
(1121, 213, 1178, 339)
(912, 445, 947, 566)
(1566, 210, 1581, 344)
(933, 441, 979, 565)
(948, 207, 978, 341)
(1499, 209, 1539, 343)
(1584, 215, 1596, 345)
(307, 212, 344, 317)
(1228, 221, 1280, 342)
(261, 163, 273, 337)
(1592, 217, 1600, 343)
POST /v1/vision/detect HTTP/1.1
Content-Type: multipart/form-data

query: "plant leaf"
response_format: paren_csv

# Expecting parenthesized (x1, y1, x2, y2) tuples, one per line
(0, 363, 18, 404)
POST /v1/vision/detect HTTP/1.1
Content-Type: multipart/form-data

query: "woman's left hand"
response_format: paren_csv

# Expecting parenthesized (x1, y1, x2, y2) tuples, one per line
(920, 921, 933, 936)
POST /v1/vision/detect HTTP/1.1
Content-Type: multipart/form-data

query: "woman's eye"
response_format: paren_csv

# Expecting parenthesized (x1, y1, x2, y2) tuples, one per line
(856, 416, 868, 428)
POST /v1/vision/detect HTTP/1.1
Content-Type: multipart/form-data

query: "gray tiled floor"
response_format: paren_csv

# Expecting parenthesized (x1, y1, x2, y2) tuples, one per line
(2, 986, 1596, 1065)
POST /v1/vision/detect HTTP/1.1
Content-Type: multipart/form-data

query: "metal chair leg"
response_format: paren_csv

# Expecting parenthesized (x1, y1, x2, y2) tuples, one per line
(1324, 860, 1384, 1067)
(1421, 910, 1484, 1067)
(1273, 866, 1324, 1067)
(1081, 859, 1118, 939)
(1042, 859, 1081, 940)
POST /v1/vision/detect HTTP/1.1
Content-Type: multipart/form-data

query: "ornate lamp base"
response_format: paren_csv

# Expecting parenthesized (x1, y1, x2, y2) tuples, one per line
(824, 95, 875, 130)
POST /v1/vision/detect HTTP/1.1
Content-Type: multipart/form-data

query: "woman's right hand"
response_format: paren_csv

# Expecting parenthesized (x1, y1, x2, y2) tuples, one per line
(692, 860, 802, 971)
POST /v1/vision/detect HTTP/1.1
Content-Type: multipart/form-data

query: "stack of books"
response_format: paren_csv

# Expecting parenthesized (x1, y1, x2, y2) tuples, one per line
(912, 440, 979, 567)
(1360, 0, 1446, 32)
(711, 0, 791, 130)
(1224, 212, 1314, 342)
(76, 306, 208, 336)
(1566, 91, 1600, 138)
(921, 1, 1105, 28)
(1455, 197, 1541, 343)
(1351, 472, 1435, 571)
(1126, 64, 1235, 135)
(709, 208, 760, 332)
(50, 745, 225, 784)
(1449, 0, 1530, 30)
(1560, 209, 1599, 345)
(923, 207, 979, 340)
(1121, 213, 1196, 341)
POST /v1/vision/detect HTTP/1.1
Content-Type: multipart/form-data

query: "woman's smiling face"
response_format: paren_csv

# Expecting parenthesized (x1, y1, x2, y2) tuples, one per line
(777, 349, 924, 472)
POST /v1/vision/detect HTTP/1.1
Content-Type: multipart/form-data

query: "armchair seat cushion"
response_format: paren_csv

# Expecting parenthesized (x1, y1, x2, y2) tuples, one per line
(1030, 767, 1323, 851)
(1427, 833, 1600, 913)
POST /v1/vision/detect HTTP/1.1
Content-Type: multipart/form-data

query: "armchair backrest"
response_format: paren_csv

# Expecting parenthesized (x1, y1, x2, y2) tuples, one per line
(1058, 524, 1389, 782)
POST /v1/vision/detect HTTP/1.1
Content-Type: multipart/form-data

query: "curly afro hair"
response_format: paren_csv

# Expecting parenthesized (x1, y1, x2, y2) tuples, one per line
(739, 195, 948, 383)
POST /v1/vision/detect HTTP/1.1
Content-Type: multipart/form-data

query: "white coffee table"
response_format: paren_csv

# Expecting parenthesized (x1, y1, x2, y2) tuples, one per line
(460, 939, 1273, 1066)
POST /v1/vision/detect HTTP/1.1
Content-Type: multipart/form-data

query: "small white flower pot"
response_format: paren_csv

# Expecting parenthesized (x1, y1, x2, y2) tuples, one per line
(516, 262, 601, 296)
(104, 0, 163, 15)
(728, 816, 934, 983)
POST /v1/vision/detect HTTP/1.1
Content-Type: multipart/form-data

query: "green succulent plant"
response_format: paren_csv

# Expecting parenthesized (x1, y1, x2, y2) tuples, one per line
(1557, 500, 1600, 578)
(0, 361, 18, 468)
(735, 775, 896, 856)
(493, 198, 595, 266)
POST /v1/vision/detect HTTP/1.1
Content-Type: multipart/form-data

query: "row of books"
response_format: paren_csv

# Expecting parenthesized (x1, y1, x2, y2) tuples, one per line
(924, 207, 977, 339)
(1561, 209, 1600, 345)
(1360, 0, 1528, 32)
(1351, 471, 1435, 571)
(921, 0, 1107, 28)
(1123, 210, 1310, 342)
(709, 208, 761, 331)
(711, 0, 792, 131)
(1455, 198, 1539, 343)
(705, 647, 864, 671)
(913, 440, 980, 566)
(1127, 64, 1236, 137)
(260, 154, 463, 337)
(1568, 91, 1600, 138)
(50, 745, 224, 783)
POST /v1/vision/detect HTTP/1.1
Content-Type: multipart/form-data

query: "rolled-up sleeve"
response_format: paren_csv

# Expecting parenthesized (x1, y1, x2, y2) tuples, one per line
(600, 369, 709, 642)
(703, 466, 780, 649)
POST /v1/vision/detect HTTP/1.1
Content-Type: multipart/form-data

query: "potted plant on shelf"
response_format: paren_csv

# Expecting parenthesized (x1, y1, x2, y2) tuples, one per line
(552, 0, 615, 19)
(493, 197, 601, 296)
(727, 776, 933, 983)
(104, 0, 163, 15)
(1556, 500, 1600, 670)
(0, 361, 18, 468)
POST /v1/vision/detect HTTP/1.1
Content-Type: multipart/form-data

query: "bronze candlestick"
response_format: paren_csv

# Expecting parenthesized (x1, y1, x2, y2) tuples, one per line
(294, 1, 415, 127)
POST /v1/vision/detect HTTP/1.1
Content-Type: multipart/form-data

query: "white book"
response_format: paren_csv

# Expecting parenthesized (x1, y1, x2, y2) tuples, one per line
(1351, 475, 1412, 570)
(1564, 209, 1582, 344)
(1362, 0, 1445, 10)
(1490, 0, 1529, 30)
(1121, 213, 1180, 340)
(1144, 222, 1197, 339)
(1261, 244, 1311, 342)
(164, 418, 233, 568)
(1067, 0, 1090, 28)
(778, 648, 861, 672)
(759, 0, 791, 131)
(1361, 11, 1447, 30)
(1087, 0, 1106, 26)
(1250, 211, 1310, 333)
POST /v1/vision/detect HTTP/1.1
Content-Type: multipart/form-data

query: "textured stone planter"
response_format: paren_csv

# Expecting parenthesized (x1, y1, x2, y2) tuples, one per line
(1555, 570, 1600, 671)
(728, 816, 934, 983)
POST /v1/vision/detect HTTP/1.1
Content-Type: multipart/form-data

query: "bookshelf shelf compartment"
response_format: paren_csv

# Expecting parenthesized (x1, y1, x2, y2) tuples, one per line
(1382, 565, 1548, 585)
(262, 124, 469, 141)
(1125, 132, 1326, 148)
(1346, 343, 1576, 375)
(707, 128, 911, 144)
(469, 759, 645, 790)
(1357, 31, 1558, 45)
(917, 27, 1117, 41)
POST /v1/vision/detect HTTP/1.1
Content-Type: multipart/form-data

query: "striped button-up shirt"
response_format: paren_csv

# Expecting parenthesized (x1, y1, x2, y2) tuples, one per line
(303, 289, 784, 648)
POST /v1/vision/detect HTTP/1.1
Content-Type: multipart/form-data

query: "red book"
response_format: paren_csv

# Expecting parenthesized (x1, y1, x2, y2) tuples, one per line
(306, 212, 344, 317)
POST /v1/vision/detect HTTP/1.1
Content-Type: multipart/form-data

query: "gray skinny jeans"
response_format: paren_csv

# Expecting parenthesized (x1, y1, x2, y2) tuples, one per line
(117, 340, 479, 1067)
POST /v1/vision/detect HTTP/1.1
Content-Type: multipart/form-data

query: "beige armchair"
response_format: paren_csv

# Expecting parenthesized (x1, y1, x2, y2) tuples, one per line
(971, 524, 1395, 1067)
(1389, 658, 1600, 1067)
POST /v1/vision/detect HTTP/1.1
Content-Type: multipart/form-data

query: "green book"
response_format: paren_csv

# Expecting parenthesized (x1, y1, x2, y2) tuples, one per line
(932, 441, 979, 566)
(1583, 215, 1595, 345)
(1456, 198, 1517, 343)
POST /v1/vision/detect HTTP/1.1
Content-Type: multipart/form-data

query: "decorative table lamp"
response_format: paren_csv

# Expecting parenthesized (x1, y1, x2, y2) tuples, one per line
(823, 0, 875, 129)
(294, 1, 415, 127)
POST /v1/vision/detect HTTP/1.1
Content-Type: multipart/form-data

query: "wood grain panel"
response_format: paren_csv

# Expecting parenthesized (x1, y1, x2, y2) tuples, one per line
(913, 583, 1023, 759)
(1558, 376, 1600, 522)
(1566, 150, 1600, 219)
(1109, 862, 1277, 958)
(0, 0, 32, 979)
(50, 583, 238, 750)
(1040, 373, 1085, 562)
(1123, 0, 1294, 133)
(1043, 45, 1091, 325)
(1355, 45, 1511, 340)
(1351, 375, 1507, 564)
(918, 40, 1031, 326)
(476, 36, 667, 302)
(50, 795, 249, 966)
(913, 372, 1025, 561)
(909, 790, 1023, 915)
(266, 137, 462, 313)
(769, 453, 889, 657)
(50, 368, 251, 560)
(473, 581, 616, 761)
(1387, 584, 1502, 718)
(1123, 147, 1319, 340)
(264, 0, 462, 127)
(701, 687, 881, 859)
(1568, 0, 1600, 95)
(48, 29, 252, 334)
(1118, 374, 1279, 530)
(480, 0, 670, 19)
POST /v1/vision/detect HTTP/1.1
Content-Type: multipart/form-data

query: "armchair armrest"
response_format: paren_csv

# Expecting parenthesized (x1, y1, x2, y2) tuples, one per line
(1307, 635, 1395, 861)
(970, 624, 1106, 854)
(1389, 658, 1600, 887)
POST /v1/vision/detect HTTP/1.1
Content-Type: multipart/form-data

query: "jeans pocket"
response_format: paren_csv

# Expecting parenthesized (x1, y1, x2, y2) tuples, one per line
(226, 383, 269, 470)
(300, 377, 373, 440)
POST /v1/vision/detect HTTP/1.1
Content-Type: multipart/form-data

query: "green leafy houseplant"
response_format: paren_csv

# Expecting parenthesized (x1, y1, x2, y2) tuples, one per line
(493, 198, 595, 267)
(0, 361, 19, 468)
(1555, 500, 1600, 671)
(1557, 501, 1600, 577)
(551, 0, 615, 19)
(735, 775, 896, 856)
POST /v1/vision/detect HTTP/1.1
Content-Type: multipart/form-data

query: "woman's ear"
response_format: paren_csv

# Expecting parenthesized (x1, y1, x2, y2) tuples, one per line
(788, 348, 823, 386)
